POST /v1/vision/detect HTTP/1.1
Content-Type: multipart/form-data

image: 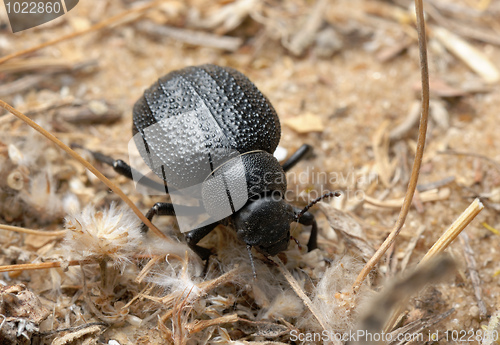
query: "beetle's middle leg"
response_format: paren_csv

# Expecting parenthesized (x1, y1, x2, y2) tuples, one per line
(293, 207, 318, 252)
(141, 202, 217, 262)
(141, 202, 205, 231)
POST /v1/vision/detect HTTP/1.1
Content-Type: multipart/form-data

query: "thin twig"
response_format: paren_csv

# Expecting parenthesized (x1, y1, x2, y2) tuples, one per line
(420, 198, 484, 265)
(432, 26, 500, 84)
(352, 0, 430, 292)
(0, 100, 168, 240)
(0, 75, 45, 97)
(363, 188, 450, 209)
(35, 322, 108, 337)
(425, 1, 500, 47)
(136, 22, 242, 51)
(0, 224, 66, 236)
(417, 176, 455, 192)
(186, 313, 239, 333)
(0, 259, 95, 273)
(0, 58, 97, 74)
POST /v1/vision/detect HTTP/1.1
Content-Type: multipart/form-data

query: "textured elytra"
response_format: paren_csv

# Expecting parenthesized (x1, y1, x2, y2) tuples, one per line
(132, 64, 281, 191)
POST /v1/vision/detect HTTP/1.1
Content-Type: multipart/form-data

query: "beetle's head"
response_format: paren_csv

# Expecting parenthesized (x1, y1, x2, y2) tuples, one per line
(233, 193, 294, 256)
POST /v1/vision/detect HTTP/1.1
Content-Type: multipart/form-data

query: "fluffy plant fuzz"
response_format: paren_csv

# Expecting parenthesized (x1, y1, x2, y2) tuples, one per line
(147, 258, 203, 302)
(261, 290, 304, 320)
(21, 169, 63, 221)
(299, 255, 373, 333)
(62, 203, 143, 266)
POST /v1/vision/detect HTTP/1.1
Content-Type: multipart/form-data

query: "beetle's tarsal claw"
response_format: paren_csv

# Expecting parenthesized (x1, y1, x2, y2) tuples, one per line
(247, 245, 257, 279)
(290, 235, 302, 250)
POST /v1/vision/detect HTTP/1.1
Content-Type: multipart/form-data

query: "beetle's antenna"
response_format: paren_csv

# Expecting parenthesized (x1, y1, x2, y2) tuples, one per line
(294, 191, 342, 221)
(247, 245, 257, 279)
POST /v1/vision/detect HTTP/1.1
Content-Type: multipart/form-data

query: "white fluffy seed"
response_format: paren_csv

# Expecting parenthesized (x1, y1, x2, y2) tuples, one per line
(63, 203, 143, 265)
(7, 170, 24, 190)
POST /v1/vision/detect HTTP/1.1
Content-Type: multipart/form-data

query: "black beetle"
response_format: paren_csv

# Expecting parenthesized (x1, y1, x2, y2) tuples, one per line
(89, 64, 337, 269)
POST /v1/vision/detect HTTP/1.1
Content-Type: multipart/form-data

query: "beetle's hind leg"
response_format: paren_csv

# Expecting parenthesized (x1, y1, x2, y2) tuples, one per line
(87, 149, 134, 179)
(293, 207, 318, 252)
(281, 144, 312, 172)
(80, 148, 170, 193)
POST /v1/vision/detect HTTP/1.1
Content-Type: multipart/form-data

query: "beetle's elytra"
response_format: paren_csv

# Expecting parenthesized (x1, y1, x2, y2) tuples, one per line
(92, 64, 324, 268)
(132, 64, 281, 191)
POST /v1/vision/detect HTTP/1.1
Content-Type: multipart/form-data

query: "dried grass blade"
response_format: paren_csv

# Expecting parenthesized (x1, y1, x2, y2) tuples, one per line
(0, 224, 66, 236)
(186, 313, 239, 334)
(0, 259, 94, 273)
(433, 26, 500, 84)
(420, 198, 483, 265)
(352, 0, 430, 292)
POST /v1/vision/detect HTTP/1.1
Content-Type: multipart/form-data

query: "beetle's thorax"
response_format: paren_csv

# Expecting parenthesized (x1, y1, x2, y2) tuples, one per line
(201, 151, 287, 222)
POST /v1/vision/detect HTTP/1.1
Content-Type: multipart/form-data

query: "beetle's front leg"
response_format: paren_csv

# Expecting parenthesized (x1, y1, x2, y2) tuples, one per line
(185, 222, 219, 261)
(293, 207, 318, 251)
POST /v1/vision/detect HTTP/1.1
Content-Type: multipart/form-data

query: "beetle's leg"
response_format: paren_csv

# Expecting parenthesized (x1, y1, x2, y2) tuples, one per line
(281, 144, 312, 172)
(141, 202, 205, 232)
(185, 222, 219, 261)
(293, 207, 318, 251)
(88, 150, 134, 179)
(82, 148, 171, 193)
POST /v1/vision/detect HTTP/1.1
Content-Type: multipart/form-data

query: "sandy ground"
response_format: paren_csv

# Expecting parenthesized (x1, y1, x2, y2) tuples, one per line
(0, 0, 500, 344)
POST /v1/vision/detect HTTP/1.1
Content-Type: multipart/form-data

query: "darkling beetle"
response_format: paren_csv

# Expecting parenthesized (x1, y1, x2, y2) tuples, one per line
(88, 64, 338, 271)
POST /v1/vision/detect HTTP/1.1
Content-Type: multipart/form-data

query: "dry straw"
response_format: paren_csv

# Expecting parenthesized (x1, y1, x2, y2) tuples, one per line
(384, 198, 484, 331)
(352, 0, 430, 292)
